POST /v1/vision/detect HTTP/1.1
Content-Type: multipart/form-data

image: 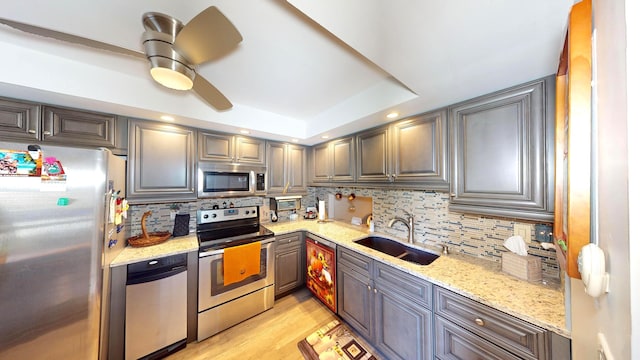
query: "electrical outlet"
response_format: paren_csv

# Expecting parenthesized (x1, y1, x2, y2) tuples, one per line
(513, 224, 531, 243)
(534, 224, 553, 242)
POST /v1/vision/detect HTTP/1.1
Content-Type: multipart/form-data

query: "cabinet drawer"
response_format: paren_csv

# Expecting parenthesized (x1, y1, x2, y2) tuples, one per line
(275, 233, 302, 249)
(373, 262, 432, 309)
(435, 315, 520, 360)
(337, 246, 373, 275)
(434, 286, 545, 359)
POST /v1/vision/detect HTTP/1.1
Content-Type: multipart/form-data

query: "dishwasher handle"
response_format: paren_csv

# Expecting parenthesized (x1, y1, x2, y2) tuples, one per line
(127, 265, 187, 285)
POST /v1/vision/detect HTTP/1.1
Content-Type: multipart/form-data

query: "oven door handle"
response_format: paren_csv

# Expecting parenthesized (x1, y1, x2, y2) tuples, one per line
(199, 248, 224, 257)
(199, 237, 275, 258)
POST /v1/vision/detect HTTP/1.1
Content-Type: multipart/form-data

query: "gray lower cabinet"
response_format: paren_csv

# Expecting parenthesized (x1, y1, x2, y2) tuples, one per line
(310, 136, 356, 184)
(198, 131, 265, 165)
(266, 141, 307, 195)
(337, 246, 433, 360)
(274, 232, 305, 297)
(449, 76, 555, 221)
(434, 286, 565, 360)
(356, 109, 449, 190)
(127, 119, 196, 203)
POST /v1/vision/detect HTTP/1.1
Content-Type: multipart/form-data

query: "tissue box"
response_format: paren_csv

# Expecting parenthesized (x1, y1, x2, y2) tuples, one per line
(501, 252, 542, 282)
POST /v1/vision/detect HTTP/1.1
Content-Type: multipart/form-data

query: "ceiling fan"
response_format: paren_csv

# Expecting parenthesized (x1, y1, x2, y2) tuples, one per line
(0, 7, 242, 110)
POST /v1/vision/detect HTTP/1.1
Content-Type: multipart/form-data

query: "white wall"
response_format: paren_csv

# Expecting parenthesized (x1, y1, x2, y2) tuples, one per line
(626, 0, 639, 357)
(570, 0, 635, 359)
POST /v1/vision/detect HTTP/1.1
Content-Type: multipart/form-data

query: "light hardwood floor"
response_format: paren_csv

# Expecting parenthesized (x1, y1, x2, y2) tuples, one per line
(167, 289, 339, 360)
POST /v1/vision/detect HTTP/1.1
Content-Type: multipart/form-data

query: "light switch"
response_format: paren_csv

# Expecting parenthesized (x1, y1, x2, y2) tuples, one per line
(513, 223, 531, 243)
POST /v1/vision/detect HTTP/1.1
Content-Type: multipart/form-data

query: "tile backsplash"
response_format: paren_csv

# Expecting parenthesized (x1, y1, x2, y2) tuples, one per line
(126, 186, 559, 279)
(308, 187, 559, 279)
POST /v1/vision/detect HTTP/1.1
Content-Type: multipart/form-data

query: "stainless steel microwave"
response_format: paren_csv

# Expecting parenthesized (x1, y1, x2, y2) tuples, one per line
(197, 163, 266, 198)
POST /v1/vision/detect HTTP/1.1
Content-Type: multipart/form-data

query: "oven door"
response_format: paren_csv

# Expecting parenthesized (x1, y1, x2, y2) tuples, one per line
(198, 238, 274, 312)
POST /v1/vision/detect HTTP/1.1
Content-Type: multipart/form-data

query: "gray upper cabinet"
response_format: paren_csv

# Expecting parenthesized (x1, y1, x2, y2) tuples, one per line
(449, 76, 555, 221)
(266, 141, 306, 195)
(41, 106, 117, 148)
(0, 98, 41, 142)
(391, 110, 448, 187)
(356, 109, 448, 189)
(127, 120, 196, 203)
(356, 126, 391, 182)
(0, 98, 121, 149)
(310, 136, 356, 183)
(198, 131, 265, 165)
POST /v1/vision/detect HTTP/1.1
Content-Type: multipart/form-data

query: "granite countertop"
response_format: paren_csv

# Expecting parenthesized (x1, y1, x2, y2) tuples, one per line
(263, 219, 569, 338)
(110, 234, 199, 267)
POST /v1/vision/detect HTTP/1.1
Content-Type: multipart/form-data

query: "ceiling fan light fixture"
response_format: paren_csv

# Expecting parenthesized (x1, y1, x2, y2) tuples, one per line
(148, 56, 195, 90)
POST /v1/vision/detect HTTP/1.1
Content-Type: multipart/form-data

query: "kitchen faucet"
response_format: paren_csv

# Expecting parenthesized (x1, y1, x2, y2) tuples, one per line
(387, 209, 415, 244)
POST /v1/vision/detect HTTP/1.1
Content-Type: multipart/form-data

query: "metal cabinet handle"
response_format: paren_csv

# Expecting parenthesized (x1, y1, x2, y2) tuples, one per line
(367, 285, 371, 291)
(373, 288, 378, 294)
(474, 318, 485, 326)
(28, 129, 37, 134)
(43, 131, 51, 136)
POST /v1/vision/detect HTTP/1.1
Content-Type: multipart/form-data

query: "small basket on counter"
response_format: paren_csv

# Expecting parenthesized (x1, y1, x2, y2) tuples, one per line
(127, 211, 171, 247)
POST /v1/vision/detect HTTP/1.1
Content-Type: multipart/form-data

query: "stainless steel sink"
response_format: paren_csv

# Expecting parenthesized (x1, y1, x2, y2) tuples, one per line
(354, 236, 440, 265)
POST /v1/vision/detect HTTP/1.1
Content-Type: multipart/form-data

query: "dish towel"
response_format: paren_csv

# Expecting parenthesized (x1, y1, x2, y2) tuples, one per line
(223, 241, 261, 286)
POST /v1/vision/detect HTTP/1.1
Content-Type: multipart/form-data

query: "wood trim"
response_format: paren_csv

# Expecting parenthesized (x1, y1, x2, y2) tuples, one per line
(554, 73, 568, 273)
(565, 0, 592, 278)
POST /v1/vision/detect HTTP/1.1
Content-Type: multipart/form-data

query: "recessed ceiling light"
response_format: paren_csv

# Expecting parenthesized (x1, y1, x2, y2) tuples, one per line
(160, 115, 175, 121)
(291, 138, 299, 143)
(386, 112, 399, 119)
(321, 135, 329, 139)
(240, 129, 250, 134)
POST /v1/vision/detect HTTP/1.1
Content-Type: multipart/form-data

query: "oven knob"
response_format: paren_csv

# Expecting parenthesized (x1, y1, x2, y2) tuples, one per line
(252, 210, 256, 214)
(203, 214, 209, 219)
(245, 210, 250, 215)
(212, 214, 217, 218)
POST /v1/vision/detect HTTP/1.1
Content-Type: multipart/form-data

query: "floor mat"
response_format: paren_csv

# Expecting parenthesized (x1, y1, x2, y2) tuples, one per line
(297, 320, 377, 360)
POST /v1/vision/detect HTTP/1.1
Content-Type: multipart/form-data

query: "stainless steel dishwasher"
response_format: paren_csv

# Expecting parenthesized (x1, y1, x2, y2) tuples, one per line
(125, 253, 188, 360)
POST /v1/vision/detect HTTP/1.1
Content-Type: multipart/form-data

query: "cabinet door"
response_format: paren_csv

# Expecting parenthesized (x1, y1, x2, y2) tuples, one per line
(373, 261, 433, 360)
(311, 142, 331, 182)
(0, 98, 40, 142)
(331, 136, 355, 182)
(374, 282, 433, 360)
(267, 141, 287, 193)
(198, 131, 234, 162)
(234, 136, 265, 165)
(391, 109, 449, 189)
(356, 126, 391, 182)
(449, 76, 555, 221)
(42, 106, 116, 147)
(275, 233, 304, 296)
(128, 120, 196, 203)
(337, 263, 374, 341)
(286, 144, 307, 193)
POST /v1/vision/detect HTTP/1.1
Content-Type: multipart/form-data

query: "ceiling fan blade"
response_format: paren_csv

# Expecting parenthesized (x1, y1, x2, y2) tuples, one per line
(174, 6, 243, 65)
(0, 17, 146, 60)
(192, 73, 232, 110)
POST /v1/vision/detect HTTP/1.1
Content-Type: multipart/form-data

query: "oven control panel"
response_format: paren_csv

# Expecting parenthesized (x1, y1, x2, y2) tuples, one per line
(197, 206, 259, 224)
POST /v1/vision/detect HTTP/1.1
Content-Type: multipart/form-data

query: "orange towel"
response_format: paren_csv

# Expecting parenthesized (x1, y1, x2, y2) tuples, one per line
(223, 241, 261, 286)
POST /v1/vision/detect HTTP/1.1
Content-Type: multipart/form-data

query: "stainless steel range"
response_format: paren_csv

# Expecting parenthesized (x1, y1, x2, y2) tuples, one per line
(196, 206, 275, 341)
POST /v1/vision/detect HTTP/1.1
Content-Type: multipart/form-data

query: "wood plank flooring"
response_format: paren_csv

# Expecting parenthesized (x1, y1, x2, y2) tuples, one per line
(166, 289, 338, 360)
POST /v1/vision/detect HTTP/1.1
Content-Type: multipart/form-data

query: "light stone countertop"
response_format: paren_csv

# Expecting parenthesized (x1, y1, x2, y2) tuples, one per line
(110, 234, 199, 267)
(264, 219, 570, 338)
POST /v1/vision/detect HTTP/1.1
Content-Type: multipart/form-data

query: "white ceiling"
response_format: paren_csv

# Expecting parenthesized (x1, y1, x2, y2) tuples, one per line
(0, 0, 573, 145)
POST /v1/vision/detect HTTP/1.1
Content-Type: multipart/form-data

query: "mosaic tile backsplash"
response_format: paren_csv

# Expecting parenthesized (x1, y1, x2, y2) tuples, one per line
(126, 186, 559, 279)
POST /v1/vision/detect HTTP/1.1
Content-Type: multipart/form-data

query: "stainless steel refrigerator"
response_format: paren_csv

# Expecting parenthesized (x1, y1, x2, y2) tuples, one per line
(0, 141, 126, 360)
